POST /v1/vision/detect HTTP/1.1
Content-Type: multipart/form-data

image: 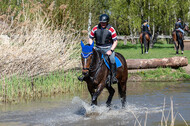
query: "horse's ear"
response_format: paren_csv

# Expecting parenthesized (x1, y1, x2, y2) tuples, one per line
(81, 40, 85, 48)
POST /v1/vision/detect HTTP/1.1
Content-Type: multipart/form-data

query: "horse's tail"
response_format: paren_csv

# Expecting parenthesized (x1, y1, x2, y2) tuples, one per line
(143, 33, 147, 48)
(176, 31, 184, 51)
(176, 31, 182, 43)
(142, 32, 145, 44)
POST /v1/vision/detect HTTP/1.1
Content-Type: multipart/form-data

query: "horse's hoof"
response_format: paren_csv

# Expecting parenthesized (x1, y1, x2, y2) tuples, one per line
(106, 103, 112, 108)
(181, 51, 184, 54)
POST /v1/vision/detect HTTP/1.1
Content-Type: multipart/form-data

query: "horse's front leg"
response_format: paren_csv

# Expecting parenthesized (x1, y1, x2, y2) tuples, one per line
(106, 85, 115, 107)
(91, 84, 104, 106)
(87, 84, 97, 105)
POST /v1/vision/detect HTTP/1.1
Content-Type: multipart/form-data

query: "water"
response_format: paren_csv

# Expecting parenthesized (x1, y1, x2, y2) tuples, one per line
(0, 81, 190, 126)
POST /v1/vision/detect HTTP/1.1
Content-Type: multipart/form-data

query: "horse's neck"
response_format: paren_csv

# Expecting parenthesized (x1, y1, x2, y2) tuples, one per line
(91, 50, 101, 67)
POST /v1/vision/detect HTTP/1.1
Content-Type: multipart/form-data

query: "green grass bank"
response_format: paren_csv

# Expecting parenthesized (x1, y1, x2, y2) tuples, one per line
(116, 40, 190, 63)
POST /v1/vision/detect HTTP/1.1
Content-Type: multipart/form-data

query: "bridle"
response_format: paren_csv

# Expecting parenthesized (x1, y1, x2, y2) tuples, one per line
(82, 49, 104, 82)
(81, 51, 93, 71)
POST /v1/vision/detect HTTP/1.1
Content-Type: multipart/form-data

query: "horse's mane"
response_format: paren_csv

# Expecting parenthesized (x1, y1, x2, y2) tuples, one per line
(91, 49, 101, 67)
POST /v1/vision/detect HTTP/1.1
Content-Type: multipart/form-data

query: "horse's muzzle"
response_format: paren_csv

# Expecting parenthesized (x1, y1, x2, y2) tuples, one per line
(82, 68, 89, 77)
(82, 71, 89, 77)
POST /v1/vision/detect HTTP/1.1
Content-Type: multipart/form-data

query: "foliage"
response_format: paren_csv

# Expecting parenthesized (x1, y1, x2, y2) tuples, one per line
(1, 0, 190, 35)
(108, 0, 190, 35)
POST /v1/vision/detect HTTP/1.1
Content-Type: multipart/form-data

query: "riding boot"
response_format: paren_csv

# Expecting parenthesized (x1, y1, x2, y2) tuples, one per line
(111, 63, 118, 84)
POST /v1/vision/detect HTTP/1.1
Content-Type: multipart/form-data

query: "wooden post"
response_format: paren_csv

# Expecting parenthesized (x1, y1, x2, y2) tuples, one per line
(183, 40, 190, 50)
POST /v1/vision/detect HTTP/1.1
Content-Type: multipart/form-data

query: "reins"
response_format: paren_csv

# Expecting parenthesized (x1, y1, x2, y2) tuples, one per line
(89, 50, 105, 82)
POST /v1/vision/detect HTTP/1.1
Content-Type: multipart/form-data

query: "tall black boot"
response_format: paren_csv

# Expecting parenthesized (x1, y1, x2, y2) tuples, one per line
(111, 63, 118, 84)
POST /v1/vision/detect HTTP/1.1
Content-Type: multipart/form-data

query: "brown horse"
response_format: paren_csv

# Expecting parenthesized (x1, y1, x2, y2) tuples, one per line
(140, 32, 151, 54)
(172, 24, 189, 54)
(79, 41, 128, 108)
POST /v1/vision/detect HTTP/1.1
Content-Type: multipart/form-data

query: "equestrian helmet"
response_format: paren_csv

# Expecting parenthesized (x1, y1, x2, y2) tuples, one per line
(144, 20, 148, 23)
(99, 14, 109, 22)
(178, 18, 181, 21)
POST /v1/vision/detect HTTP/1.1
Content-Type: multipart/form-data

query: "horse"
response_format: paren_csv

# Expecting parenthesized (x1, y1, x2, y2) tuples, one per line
(139, 32, 151, 54)
(172, 23, 189, 54)
(79, 41, 128, 108)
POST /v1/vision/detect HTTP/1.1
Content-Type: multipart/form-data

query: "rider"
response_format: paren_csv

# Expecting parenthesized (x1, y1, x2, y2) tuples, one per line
(89, 14, 118, 84)
(175, 18, 185, 39)
(141, 20, 152, 41)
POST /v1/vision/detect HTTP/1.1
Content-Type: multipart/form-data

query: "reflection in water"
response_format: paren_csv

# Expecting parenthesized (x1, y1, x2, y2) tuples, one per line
(0, 81, 190, 126)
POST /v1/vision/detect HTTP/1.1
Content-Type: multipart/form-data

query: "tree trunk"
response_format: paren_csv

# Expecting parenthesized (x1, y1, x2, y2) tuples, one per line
(126, 56, 188, 69)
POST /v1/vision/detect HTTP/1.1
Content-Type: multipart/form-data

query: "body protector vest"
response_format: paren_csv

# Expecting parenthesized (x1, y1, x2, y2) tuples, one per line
(95, 24, 113, 46)
(175, 22, 180, 29)
(142, 24, 149, 32)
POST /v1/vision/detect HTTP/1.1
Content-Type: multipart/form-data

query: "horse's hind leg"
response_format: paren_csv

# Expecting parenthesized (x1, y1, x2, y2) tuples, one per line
(181, 39, 184, 54)
(144, 41, 147, 53)
(141, 43, 143, 54)
(118, 81, 126, 108)
(106, 85, 115, 107)
(147, 40, 150, 53)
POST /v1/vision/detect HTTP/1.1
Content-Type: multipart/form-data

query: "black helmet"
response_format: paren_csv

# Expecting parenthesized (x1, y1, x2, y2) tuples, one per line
(178, 18, 181, 21)
(99, 14, 109, 22)
(144, 19, 148, 23)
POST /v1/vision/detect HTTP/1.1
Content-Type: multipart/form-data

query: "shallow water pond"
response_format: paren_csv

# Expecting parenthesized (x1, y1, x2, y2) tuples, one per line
(0, 81, 190, 126)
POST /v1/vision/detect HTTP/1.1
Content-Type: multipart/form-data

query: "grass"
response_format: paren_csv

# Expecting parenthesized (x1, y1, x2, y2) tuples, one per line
(0, 70, 84, 103)
(132, 67, 190, 81)
(116, 40, 190, 63)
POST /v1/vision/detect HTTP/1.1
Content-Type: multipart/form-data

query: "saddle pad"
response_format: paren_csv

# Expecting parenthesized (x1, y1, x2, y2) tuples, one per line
(102, 55, 122, 69)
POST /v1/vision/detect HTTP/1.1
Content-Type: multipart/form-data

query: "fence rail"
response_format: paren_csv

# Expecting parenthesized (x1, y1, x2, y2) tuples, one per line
(118, 35, 190, 40)
(118, 35, 190, 45)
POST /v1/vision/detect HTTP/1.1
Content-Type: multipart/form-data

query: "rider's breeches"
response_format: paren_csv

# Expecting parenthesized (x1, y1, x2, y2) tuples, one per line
(95, 46, 116, 64)
(177, 28, 184, 35)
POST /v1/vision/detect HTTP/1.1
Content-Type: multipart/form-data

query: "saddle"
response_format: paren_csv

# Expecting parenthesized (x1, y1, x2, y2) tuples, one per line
(101, 54, 122, 69)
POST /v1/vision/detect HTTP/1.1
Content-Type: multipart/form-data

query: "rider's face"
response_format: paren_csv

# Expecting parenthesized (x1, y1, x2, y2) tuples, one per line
(100, 22, 108, 28)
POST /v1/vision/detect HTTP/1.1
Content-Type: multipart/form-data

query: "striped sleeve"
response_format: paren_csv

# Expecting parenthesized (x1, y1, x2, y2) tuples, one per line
(109, 27, 117, 41)
(89, 25, 98, 39)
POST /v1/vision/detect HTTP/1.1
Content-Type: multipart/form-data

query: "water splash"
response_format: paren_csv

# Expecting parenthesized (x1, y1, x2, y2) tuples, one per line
(72, 96, 163, 121)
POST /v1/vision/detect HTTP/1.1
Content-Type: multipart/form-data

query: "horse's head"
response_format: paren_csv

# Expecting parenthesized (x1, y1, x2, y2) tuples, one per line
(184, 23, 189, 32)
(80, 40, 94, 76)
